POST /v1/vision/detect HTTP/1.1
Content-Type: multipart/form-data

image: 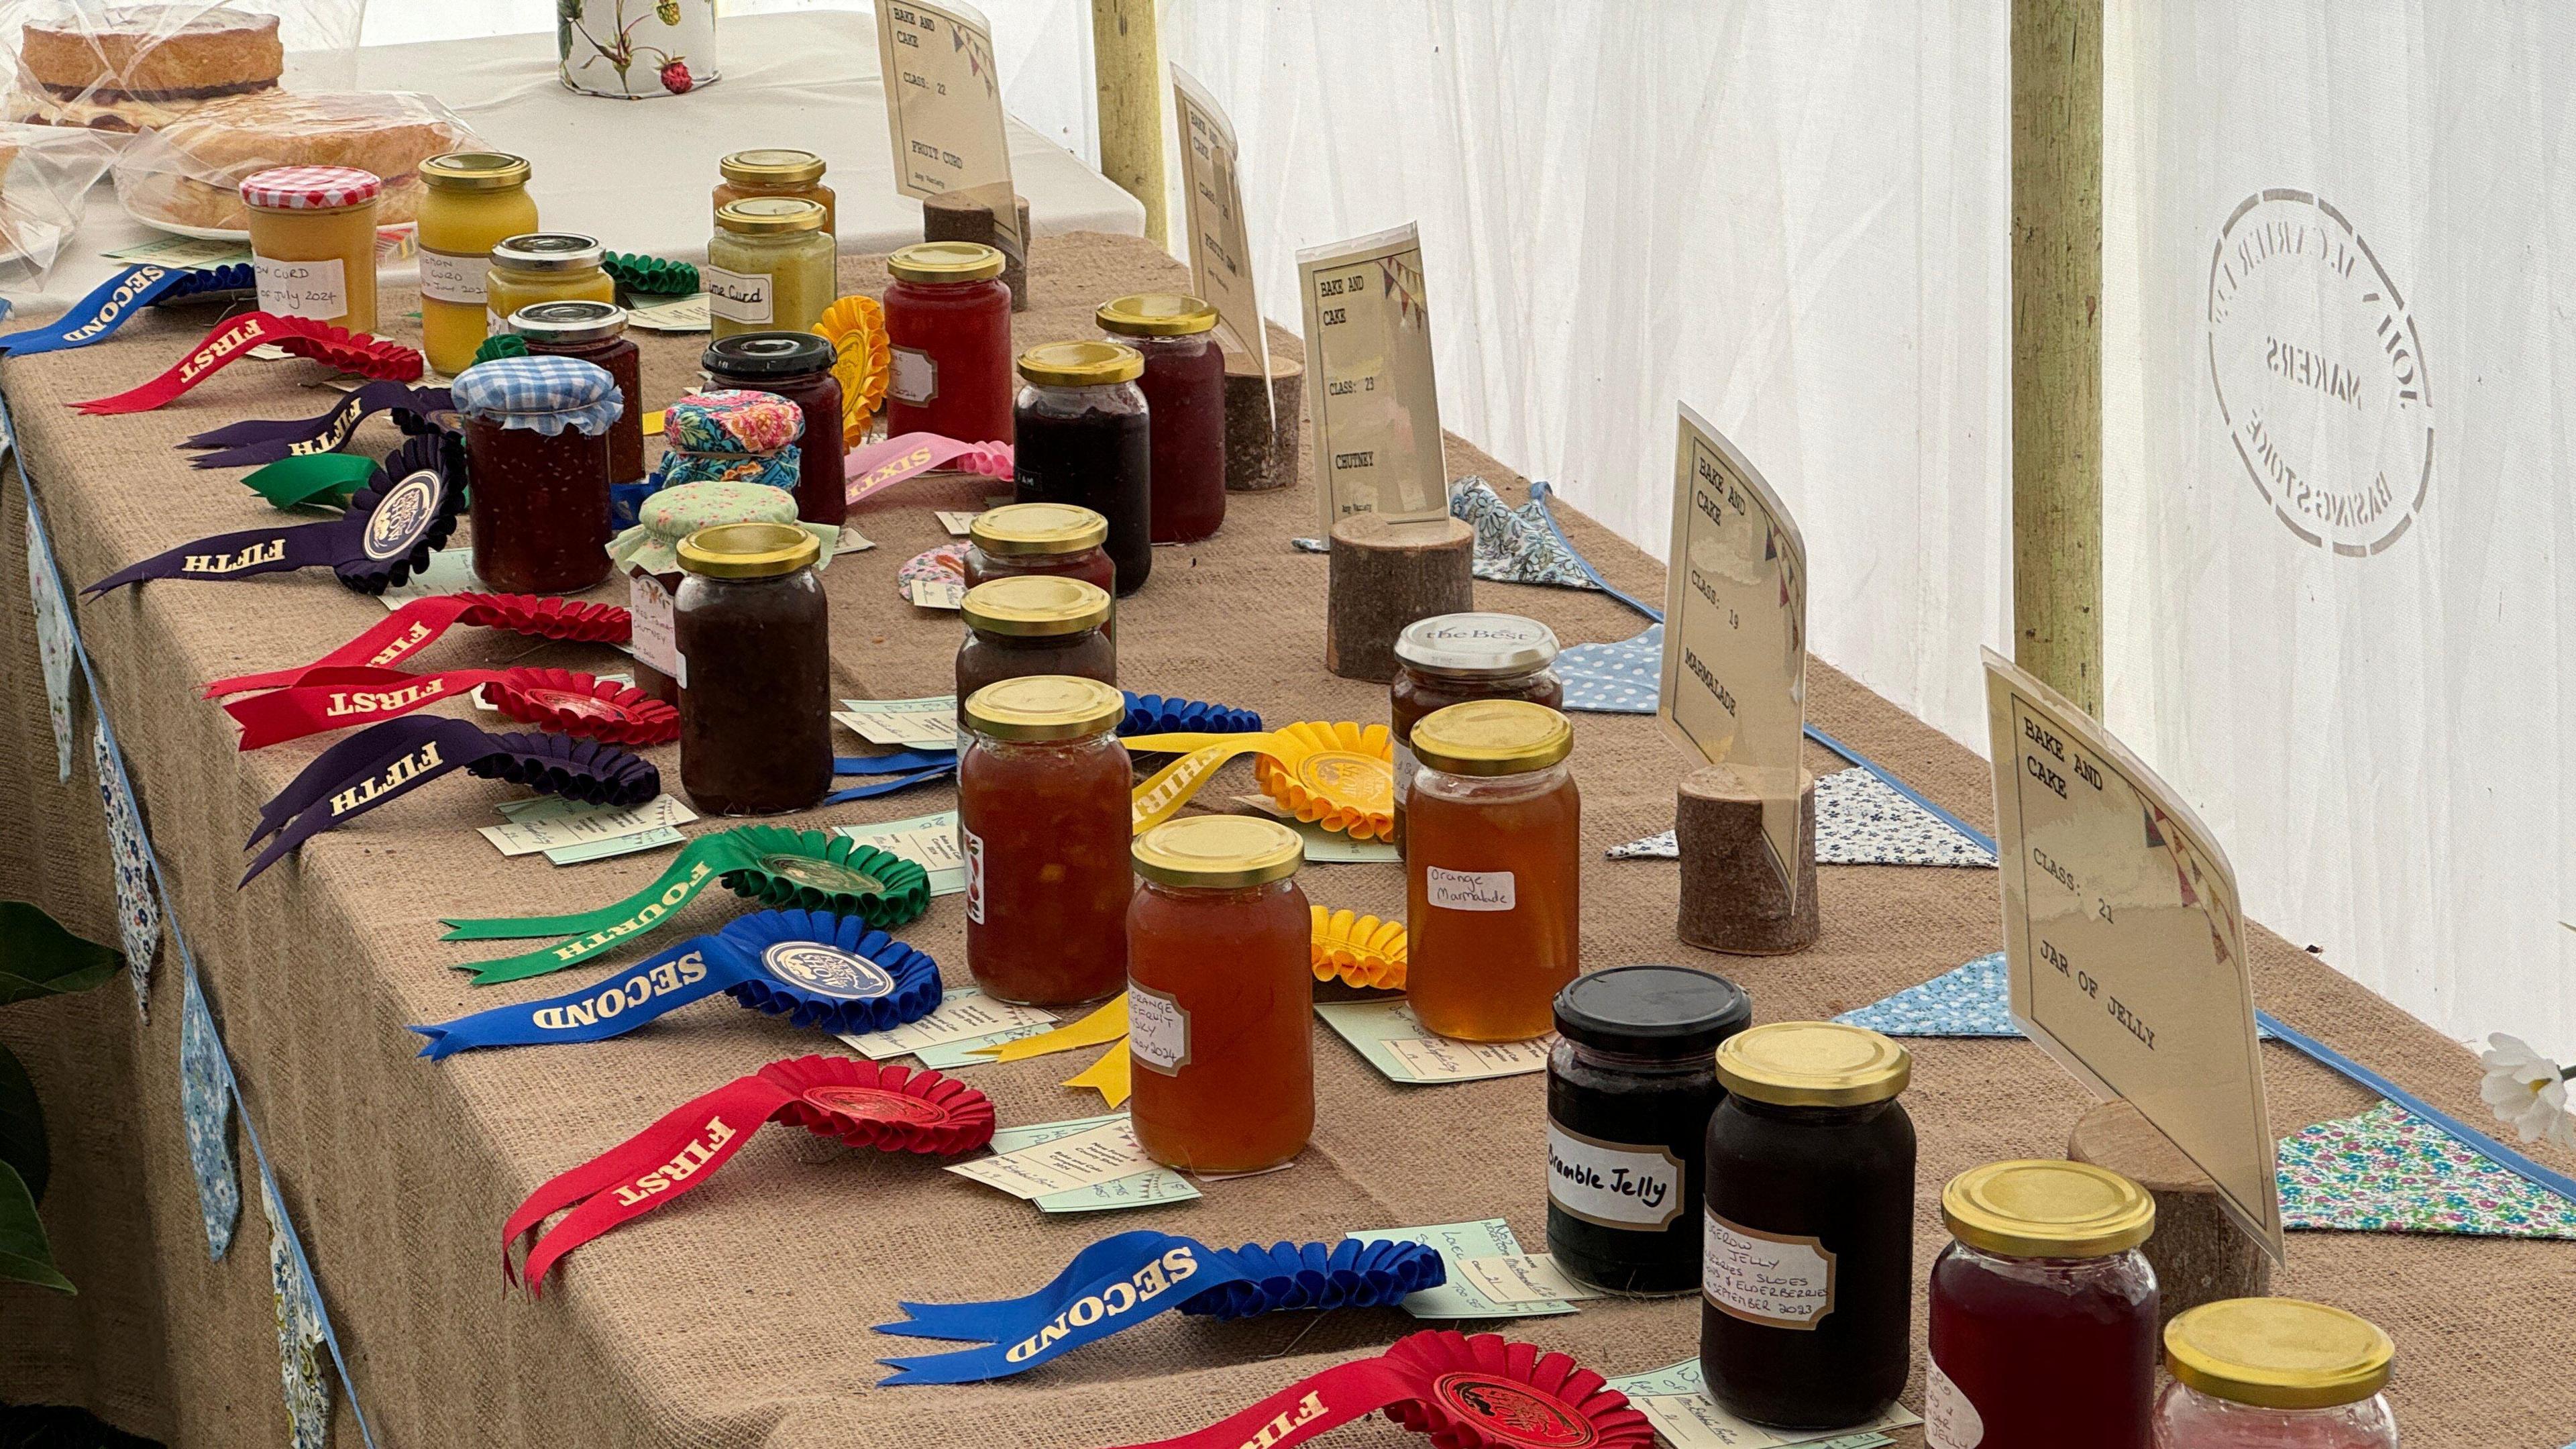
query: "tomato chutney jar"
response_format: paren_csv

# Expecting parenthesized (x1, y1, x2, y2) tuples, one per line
(959, 676, 1132, 1006)
(450, 354, 621, 594)
(514, 301, 641, 494)
(702, 331, 847, 528)
(956, 574, 1116, 712)
(2153, 1299, 2398, 1448)
(1391, 612, 1562, 850)
(1404, 700, 1580, 1041)
(881, 241, 1013, 443)
(417, 150, 537, 373)
(1014, 340, 1151, 595)
(1097, 292, 1225, 543)
(240, 164, 381, 335)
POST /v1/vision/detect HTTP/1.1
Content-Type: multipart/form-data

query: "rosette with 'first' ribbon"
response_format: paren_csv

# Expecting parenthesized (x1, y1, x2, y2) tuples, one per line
(69, 311, 424, 415)
(221, 663, 676, 749)
(505, 1055, 992, 1293)
(873, 1232, 1447, 1384)
(203, 593, 629, 698)
(0, 261, 252, 357)
(409, 910, 941, 1058)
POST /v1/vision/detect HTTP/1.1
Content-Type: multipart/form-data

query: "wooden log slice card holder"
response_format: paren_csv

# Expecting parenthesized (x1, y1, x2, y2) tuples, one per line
(1324, 511, 1473, 683)
(1223, 348, 1302, 492)
(2068, 1097, 2271, 1329)
(922, 191, 1034, 312)
(1676, 763, 1820, 955)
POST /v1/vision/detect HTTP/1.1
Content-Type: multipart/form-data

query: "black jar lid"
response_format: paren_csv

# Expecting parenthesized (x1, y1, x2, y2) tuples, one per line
(1553, 965, 1752, 1058)
(702, 331, 835, 378)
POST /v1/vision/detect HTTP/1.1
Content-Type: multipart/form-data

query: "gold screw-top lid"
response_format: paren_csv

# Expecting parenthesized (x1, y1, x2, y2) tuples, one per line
(716, 197, 827, 234)
(963, 675, 1126, 743)
(960, 574, 1112, 636)
(1096, 292, 1219, 337)
(1018, 339, 1144, 387)
(422, 150, 531, 192)
(1715, 1022, 1911, 1107)
(2165, 1299, 2396, 1410)
(1941, 1160, 2155, 1258)
(1132, 815, 1305, 888)
(1409, 700, 1573, 776)
(719, 148, 826, 186)
(886, 241, 1005, 283)
(970, 502, 1109, 557)
(676, 521, 820, 580)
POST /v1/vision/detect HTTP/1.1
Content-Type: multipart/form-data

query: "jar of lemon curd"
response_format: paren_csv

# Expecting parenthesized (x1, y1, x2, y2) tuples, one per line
(417, 152, 538, 374)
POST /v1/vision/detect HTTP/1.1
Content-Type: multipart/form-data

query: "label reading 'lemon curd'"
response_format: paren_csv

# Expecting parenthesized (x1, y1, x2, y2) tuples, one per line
(418, 248, 489, 305)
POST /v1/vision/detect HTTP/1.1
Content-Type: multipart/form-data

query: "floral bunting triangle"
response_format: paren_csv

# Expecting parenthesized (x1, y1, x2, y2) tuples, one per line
(27, 505, 77, 781)
(1608, 768, 1998, 868)
(90, 717, 158, 1015)
(262, 1175, 333, 1449)
(180, 971, 240, 1260)
(2279, 1100, 2576, 1238)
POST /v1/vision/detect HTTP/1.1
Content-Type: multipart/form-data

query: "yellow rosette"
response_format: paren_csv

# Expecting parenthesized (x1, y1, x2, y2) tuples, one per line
(1126, 721, 1394, 841)
(1311, 906, 1406, 990)
(814, 294, 891, 447)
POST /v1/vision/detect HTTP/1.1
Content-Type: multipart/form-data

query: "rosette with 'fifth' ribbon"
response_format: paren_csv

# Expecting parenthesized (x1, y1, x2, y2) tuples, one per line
(506, 1057, 992, 1293)
(222, 664, 676, 749)
(178, 378, 455, 469)
(202, 593, 630, 698)
(70, 311, 424, 415)
(872, 1232, 1447, 1384)
(409, 909, 941, 1057)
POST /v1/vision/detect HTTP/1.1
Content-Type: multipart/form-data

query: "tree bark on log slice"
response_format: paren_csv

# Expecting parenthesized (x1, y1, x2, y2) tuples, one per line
(922, 191, 1033, 311)
(1223, 350, 1303, 492)
(2068, 1097, 2271, 1330)
(1325, 513, 1473, 682)
(1676, 764, 1820, 955)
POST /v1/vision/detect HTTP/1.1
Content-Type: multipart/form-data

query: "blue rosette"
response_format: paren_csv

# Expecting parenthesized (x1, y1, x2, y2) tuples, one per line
(1121, 692, 1263, 738)
(1179, 1238, 1446, 1322)
(716, 908, 942, 1034)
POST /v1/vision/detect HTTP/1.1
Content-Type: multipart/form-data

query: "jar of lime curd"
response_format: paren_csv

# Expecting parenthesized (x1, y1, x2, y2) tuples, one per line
(706, 197, 835, 340)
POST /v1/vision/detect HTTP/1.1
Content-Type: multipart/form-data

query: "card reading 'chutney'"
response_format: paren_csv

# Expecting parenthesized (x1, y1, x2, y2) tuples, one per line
(1296, 223, 1448, 533)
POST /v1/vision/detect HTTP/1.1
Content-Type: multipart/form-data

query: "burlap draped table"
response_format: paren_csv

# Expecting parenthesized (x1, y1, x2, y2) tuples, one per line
(0, 232, 2568, 1448)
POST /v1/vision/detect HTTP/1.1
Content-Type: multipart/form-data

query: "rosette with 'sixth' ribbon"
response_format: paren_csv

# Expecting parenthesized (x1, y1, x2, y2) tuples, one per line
(504, 1055, 994, 1293)
(69, 311, 423, 415)
(202, 593, 630, 699)
(410, 909, 942, 1058)
(844, 431, 1012, 510)
(221, 663, 676, 750)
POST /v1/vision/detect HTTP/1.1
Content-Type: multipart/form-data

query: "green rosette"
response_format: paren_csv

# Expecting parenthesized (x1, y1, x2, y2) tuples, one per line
(242, 453, 380, 511)
(606, 252, 701, 296)
(471, 333, 531, 366)
(717, 826, 930, 925)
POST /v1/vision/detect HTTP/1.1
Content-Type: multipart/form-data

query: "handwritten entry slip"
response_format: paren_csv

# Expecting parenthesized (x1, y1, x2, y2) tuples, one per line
(839, 987, 1055, 1062)
(987, 1114, 1201, 1214)
(872, 0, 1022, 260)
(949, 1117, 1161, 1199)
(1170, 63, 1267, 369)
(1345, 1219, 1575, 1319)
(1296, 223, 1448, 532)
(1605, 1358, 1915, 1449)
(1453, 1253, 1601, 1306)
(835, 696, 957, 751)
(834, 810, 966, 897)
(1316, 999, 1551, 1085)
(482, 794, 696, 857)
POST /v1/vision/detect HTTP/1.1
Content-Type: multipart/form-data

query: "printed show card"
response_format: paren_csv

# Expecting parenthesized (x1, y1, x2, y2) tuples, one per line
(873, 0, 1023, 262)
(835, 698, 958, 751)
(1316, 1000, 1552, 1085)
(1344, 1219, 1576, 1320)
(905, 576, 966, 610)
(376, 547, 480, 608)
(934, 510, 980, 537)
(1170, 63, 1269, 371)
(839, 986, 1057, 1061)
(480, 794, 696, 857)
(833, 810, 966, 896)
(1296, 223, 1448, 533)
(987, 1114, 1201, 1214)
(1605, 1358, 1915, 1449)
(625, 292, 710, 333)
(947, 1117, 1159, 1200)
(1982, 649, 2282, 1258)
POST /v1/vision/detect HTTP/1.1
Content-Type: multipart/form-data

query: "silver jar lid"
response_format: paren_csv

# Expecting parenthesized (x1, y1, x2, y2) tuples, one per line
(492, 232, 604, 272)
(1395, 612, 1560, 676)
(510, 299, 627, 343)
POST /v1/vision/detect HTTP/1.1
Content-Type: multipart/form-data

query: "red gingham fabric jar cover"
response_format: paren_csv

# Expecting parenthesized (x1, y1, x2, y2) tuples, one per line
(239, 166, 384, 211)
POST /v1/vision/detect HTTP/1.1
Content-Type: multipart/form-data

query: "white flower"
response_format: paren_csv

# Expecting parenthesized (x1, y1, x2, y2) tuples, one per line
(2480, 1034, 2576, 1148)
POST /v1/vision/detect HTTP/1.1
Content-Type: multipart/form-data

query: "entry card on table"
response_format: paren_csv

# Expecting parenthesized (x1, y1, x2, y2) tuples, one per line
(1345, 1218, 1576, 1319)
(1171, 63, 1269, 374)
(834, 810, 967, 896)
(948, 1116, 1160, 1199)
(839, 985, 1052, 1061)
(873, 0, 1024, 263)
(480, 794, 696, 857)
(1316, 999, 1552, 1085)
(1605, 1358, 1915, 1449)
(987, 1113, 1201, 1214)
(1981, 649, 2282, 1259)
(838, 696, 957, 751)
(1297, 222, 1448, 532)
(1660, 402, 1809, 910)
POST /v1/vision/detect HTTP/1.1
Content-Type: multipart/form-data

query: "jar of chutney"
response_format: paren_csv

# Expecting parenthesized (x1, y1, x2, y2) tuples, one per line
(959, 676, 1131, 1006)
(1391, 612, 1562, 849)
(674, 521, 832, 816)
(2153, 1299, 2398, 1449)
(449, 354, 621, 595)
(609, 481, 834, 706)
(882, 241, 1014, 443)
(513, 301, 641, 494)
(702, 331, 848, 528)
(1097, 292, 1225, 543)
(956, 574, 1116, 715)
(1014, 340, 1151, 595)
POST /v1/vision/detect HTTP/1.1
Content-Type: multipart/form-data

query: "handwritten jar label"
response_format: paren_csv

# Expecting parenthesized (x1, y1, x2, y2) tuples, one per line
(1925, 1358, 1984, 1449)
(961, 821, 987, 924)
(1426, 866, 1515, 912)
(890, 345, 938, 404)
(628, 572, 677, 676)
(417, 248, 489, 305)
(1702, 1211, 1835, 1329)
(702, 264, 774, 325)
(253, 255, 348, 322)
(1546, 1122, 1682, 1230)
(1128, 981, 1191, 1075)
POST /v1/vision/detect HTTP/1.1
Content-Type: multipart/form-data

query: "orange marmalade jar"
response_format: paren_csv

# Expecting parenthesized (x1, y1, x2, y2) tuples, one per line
(1405, 700, 1581, 1041)
(1127, 815, 1316, 1173)
(959, 676, 1132, 1006)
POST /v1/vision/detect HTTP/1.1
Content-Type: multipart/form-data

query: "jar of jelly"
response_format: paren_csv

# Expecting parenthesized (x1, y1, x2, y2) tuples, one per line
(881, 241, 1014, 443)
(706, 197, 835, 340)
(484, 233, 614, 334)
(674, 522, 832, 816)
(610, 481, 831, 706)
(1015, 340, 1151, 595)
(1701, 1022, 1915, 1430)
(450, 354, 621, 595)
(714, 148, 835, 237)
(963, 502, 1116, 597)
(959, 676, 1131, 1006)
(1546, 965, 1751, 1295)
(1391, 613, 1562, 850)
(1097, 292, 1225, 544)
(1405, 700, 1579, 1041)
(1930, 1160, 2159, 1449)
(1128, 814, 1315, 1174)
(417, 150, 538, 374)
(514, 301, 641, 492)
(957, 575, 1117, 713)
(702, 332, 847, 528)
(2153, 1299, 2398, 1448)
(240, 165, 381, 335)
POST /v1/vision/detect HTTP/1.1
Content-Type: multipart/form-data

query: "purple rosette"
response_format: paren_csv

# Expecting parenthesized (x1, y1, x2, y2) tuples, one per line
(180, 380, 455, 469)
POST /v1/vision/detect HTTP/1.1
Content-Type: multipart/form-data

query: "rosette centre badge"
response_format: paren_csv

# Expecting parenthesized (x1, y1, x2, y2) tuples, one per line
(762, 941, 896, 1000)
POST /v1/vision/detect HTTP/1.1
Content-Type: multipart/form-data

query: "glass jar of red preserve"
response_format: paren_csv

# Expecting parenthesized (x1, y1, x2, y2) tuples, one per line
(449, 354, 620, 594)
(881, 241, 1013, 443)
(959, 675, 1131, 1006)
(957, 574, 1117, 713)
(702, 331, 847, 529)
(511, 300, 641, 495)
(1014, 340, 1150, 594)
(2153, 1299, 2398, 1448)
(674, 521, 833, 816)
(1097, 292, 1225, 543)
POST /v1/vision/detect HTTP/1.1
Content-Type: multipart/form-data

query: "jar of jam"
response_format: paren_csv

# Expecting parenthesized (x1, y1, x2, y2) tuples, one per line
(707, 197, 835, 339)
(1127, 814, 1315, 1174)
(1701, 1022, 1915, 1430)
(1405, 700, 1579, 1041)
(484, 233, 615, 334)
(610, 481, 833, 706)
(957, 575, 1116, 714)
(1015, 340, 1151, 595)
(964, 502, 1116, 594)
(1931, 1160, 2159, 1449)
(1546, 965, 1751, 1295)
(1391, 613, 1562, 849)
(882, 241, 1014, 443)
(418, 151, 538, 374)
(1097, 292, 1225, 544)
(714, 148, 835, 237)
(450, 354, 621, 594)
(702, 332, 847, 528)
(673, 522, 832, 815)
(514, 301, 641, 491)
(240, 165, 380, 335)
(959, 676, 1131, 1006)
(2153, 1299, 2398, 1448)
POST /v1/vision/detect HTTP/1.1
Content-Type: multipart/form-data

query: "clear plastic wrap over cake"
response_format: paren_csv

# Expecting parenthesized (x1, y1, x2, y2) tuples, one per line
(111, 87, 475, 235)
(1, 3, 362, 136)
(0, 120, 115, 284)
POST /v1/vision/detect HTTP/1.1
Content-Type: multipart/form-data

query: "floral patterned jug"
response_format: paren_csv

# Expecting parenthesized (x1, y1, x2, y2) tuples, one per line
(559, 0, 719, 98)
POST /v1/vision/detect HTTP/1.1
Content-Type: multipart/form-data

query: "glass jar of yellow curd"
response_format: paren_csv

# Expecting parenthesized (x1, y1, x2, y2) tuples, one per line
(484, 233, 613, 335)
(713, 149, 835, 237)
(240, 165, 382, 335)
(705, 197, 834, 340)
(417, 152, 538, 376)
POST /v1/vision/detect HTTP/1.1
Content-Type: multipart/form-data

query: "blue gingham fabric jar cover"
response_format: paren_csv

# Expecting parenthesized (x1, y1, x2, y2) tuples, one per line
(448, 355, 623, 436)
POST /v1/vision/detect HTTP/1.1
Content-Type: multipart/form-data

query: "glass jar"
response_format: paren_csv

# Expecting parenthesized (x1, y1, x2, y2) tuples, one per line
(956, 575, 1116, 717)
(963, 502, 1116, 623)
(612, 480, 824, 707)
(1546, 965, 1751, 1295)
(2153, 1299, 2398, 1448)
(1391, 613, 1563, 850)
(1701, 1022, 1915, 1430)
(1015, 340, 1151, 595)
(673, 522, 832, 816)
(714, 148, 835, 237)
(1405, 700, 1580, 1040)
(959, 676, 1132, 1006)
(451, 354, 620, 594)
(417, 151, 538, 374)
(1127, 814, 1315, 1174)
(1097, 292, 1225, 543)
(706, 197, 835, 340)
(882, 241, 1014, 443)
(515, 301, 641, 490)
(485, 233, 615, 334)
(239, 165, 381, 335)
(1930, 1160, 2160, 1449)
(702, 331, 847, 527)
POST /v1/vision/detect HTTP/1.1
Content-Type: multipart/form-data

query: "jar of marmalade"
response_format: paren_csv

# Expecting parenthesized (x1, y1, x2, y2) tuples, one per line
(1391, 612, 1562, 849)
(1405, 700, 1580, 1041)
(964, 502, 1116, 598)
(1128, 814, 1314, 1174)
(882, 241, 1014, 443)
(2153, 1299, 2398, 1448)
(713, 148, 835, 236)
(957, 574, 1116, 714)
(1097, 292, 1226, 543)
(674, 522, 833, 816)
(959, 676, 1132, 1006)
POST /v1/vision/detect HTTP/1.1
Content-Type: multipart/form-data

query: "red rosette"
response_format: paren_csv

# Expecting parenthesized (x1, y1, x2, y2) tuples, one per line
(485, 667, 678, 745)
(453, 592, 633, 645)
(70, 312, 424, 415)
(272, 317, 425, 382)
(1380, 1332, 1654, 1449)
(757, 1055, 995, 1157)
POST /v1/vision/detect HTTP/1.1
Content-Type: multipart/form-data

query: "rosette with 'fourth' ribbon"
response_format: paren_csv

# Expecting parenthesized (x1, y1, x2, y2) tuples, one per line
(203, 593, 630, 698)
(221, 664, 676, 749)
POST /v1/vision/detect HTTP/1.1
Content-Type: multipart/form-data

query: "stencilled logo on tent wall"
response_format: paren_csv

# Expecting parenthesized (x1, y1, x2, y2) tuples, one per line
(2206, 190, 2432, 556)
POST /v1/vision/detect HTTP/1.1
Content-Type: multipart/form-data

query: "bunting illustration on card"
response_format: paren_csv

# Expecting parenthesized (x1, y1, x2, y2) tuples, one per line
(91, 718, 158, 1014)
(180, 971, 240, 1259)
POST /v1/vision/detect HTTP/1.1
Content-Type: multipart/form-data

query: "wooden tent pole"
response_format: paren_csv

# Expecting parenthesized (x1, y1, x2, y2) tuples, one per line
(1091, 0, 1169, 250)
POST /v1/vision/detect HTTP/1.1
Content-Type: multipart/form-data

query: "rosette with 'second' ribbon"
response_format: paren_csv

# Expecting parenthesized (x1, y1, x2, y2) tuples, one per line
(409, 909, 941, 1058)
(845, 431, 1013, 508)
(221, 664, 676, 750)
(1126, 722, 1396, 840)
(504, 1055, 993, 1293)
(872, 1233, 1448, 1385)
(84, 429, 466, 598)
(0, 262, 254, 357)
(69, 311, 425, 415)
(240, 716, 657, 885)
(178, 379, 455, 470)
(202, 593, 631, 699)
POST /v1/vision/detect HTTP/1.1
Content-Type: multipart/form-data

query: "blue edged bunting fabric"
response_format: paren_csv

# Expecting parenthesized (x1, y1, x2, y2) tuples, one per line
(2278, 1101, 2576, 1239)
(26, 502, 76, 780)
(1608, 767, 1999, 868)
(1291, 476, 1605, 593)
(261, 1175, 333, 1449)
(1836, 952, 2277, 1042)
(1559, 625, 1661, 714)
(90, 718, 158, 1014)
(180, 971, 240, 1260)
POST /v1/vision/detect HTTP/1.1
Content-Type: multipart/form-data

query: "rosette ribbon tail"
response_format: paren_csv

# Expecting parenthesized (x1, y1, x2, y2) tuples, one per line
(181, 379, 453, 467)
(83, 518, 345, 596)
(223, 665, 674, 750)
(205, 593, 632, 698)
(825, 749, 958, 802)
(0, 262, 247, 358)
(239, 717, 488, 885)
(445, 834, 763, 983)
(411, 934, 749, 1059)
(70, 312, 423, 415)
(239, 453, 382, 511)
(844, 432, 1014, 508)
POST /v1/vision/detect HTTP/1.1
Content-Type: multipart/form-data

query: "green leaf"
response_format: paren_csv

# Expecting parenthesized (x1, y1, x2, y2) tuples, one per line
(0, 1042, 44, 1203)
(0, 1159, 70, 1292)
(0, 901, 123, 1006)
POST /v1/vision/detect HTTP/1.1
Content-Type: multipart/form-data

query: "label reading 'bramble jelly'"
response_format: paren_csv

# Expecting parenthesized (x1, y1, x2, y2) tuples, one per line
(1546, 1122, 1681, 1231)
(1703, 1211, 1835, 1328)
